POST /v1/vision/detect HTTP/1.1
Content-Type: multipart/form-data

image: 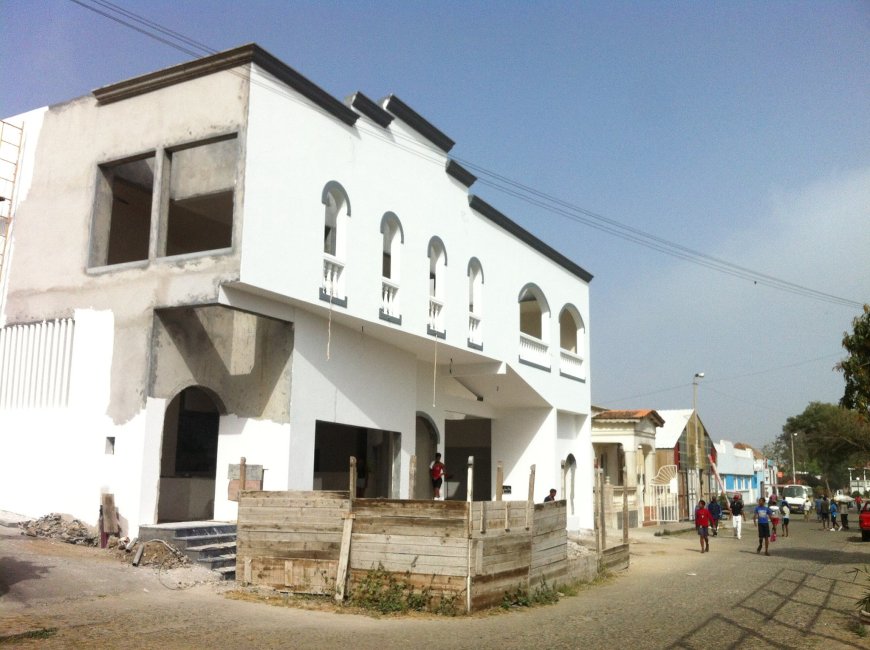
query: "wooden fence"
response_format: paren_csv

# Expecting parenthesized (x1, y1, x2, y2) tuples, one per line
(236, 491, 568, 612)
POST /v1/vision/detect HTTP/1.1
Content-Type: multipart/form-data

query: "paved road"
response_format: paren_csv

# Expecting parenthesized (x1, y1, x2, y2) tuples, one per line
(2, 517, 869, 649)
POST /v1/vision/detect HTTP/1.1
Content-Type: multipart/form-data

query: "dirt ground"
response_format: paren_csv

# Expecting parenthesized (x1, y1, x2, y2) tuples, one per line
(2, 516, 870, 649)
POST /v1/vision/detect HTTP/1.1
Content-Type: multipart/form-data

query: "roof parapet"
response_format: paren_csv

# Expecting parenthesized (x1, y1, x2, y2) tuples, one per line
(468, 195, 593, 283)
(347, 91, 393, 128)
(382, 94, 455, 153)
(93, 43, 359, 127)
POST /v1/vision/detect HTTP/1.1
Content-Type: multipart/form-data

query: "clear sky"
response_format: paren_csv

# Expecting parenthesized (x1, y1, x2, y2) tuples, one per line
(2, 0, 868, 450)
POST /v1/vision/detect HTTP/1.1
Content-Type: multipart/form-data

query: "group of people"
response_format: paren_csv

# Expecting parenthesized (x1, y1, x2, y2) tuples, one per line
(812, 495, 850, 531)
(694, 493, 793, 556)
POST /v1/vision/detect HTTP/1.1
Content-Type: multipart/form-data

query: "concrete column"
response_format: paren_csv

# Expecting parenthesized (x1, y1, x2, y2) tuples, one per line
(623, 449, 638, 488)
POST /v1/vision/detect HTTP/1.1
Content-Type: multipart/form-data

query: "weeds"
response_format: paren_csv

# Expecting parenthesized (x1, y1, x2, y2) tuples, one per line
(348, 564, 459, 615)
(501, 577, 560, 609)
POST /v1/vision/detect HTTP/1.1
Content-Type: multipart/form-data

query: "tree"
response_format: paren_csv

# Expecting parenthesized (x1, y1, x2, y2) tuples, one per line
(781, 402, 870, 491)
(836, 304, 870, 418)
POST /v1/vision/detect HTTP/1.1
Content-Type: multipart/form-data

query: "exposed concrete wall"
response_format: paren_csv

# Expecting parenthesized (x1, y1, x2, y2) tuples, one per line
(150, 305, 293, 421)
(2, 70, 249, 425)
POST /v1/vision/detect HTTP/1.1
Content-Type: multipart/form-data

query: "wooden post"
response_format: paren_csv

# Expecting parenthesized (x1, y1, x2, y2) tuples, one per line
(622, 487, 629, 544)
(349, 456, 357, 505)
(334, 513, 355, 602)
(409, 454, 416, 500)
(495, 461, 504, 501)
(505, 500, 510, 531)
(467, 456, 474, 503)
(526, 464, 536, 530)
(239, 456, 247, 498)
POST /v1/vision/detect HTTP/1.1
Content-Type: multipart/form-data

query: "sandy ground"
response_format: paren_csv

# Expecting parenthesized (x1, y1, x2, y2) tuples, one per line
(2, 515, 869, 649)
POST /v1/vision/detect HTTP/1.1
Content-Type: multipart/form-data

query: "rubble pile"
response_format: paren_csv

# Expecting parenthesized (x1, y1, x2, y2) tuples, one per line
(19, 513, 99, 546)
(134, 540, 191, 569)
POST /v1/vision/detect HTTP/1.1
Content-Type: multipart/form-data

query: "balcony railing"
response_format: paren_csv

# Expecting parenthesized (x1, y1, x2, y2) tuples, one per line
(381, 278, 400, 318)
(559, 348, 585, 380)
(519, 332, 549, 369)
(428, 296, 444, 334)
(321, 254, 344, 301)
(468, 312, 482, 347)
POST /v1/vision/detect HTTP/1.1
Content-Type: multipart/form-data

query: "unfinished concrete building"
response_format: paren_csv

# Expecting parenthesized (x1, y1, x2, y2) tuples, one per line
(0, 45, 594, 537)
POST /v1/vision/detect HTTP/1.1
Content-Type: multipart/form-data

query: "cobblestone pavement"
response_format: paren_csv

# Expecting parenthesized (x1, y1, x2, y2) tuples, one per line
(2, 517, 869, 649)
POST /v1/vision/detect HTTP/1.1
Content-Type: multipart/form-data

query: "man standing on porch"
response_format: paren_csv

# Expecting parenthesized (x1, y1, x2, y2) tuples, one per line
(430, 453, 446, 500)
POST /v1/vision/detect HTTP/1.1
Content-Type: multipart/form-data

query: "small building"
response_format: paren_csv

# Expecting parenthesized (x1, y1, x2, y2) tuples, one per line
(591, 407, 664, 527)
(0, 45, 595, 537)
(712, 439, 756, 502)
(654, 409, 715, 519)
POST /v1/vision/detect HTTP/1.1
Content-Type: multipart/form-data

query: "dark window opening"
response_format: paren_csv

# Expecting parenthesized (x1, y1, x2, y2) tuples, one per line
(166, 138, 236, 256)
(99, 156, 155, 265)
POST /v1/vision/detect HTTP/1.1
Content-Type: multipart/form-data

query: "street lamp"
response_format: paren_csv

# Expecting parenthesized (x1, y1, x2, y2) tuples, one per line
(791, 433, 797, 484)
(692, 372, 704, 495)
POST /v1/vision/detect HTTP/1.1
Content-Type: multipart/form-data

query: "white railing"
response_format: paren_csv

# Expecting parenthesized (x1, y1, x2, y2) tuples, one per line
(468, 312, 482, 346)
(322, 254, 344, 300)
(519, 332, 549, 368)
(0, 318, 75, 409)
(559, 349, 584, 380)
(381, 278, 399, 318)
(428, 296, 444, 333)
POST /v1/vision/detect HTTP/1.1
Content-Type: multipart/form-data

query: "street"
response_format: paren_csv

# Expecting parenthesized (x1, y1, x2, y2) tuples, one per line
(1, 516, 869, 649)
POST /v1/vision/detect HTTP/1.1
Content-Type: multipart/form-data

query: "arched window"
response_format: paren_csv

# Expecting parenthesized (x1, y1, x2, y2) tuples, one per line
(379, 213, 403, 322)
(427, 237, 447, 336)
(467, 258, 484, 348)
(320, 182, 350, 304)
(517, 283, 550, 369)
(558, 304, 585, 380)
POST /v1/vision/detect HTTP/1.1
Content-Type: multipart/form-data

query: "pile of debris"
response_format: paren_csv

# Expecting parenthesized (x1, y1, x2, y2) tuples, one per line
(19, 513, 99, 546)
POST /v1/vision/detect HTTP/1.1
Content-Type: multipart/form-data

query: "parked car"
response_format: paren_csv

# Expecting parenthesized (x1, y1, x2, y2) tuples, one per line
(860, 501, 870, 542)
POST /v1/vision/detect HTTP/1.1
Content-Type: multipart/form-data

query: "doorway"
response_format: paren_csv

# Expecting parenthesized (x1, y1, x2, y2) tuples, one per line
(314, 421, 400, 498)
(445, 418, 492, 501)
(157, 386, 221, 522)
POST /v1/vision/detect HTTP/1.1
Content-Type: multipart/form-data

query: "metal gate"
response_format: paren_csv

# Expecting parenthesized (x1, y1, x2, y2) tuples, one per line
(650, 465, 679, 522)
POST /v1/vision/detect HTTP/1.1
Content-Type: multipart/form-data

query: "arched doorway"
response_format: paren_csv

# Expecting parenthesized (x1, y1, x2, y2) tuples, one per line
(415, 415, 439, 499)
(157, 386, 222, 522)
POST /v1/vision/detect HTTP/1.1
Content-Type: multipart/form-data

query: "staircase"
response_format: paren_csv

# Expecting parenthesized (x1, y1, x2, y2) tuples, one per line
(138, 522, 237, 580)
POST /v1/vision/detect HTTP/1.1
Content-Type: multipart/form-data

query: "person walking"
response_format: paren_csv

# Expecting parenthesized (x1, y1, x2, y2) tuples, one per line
(829, 499, 840, 531)
(803, 498, 812, 522)
(781, 501, 790, 537)
(753, 497, 773, 556)
(708, 496, 722, 536)
(730, 493, 744, 540)
(820, 496, 830, 530)
(695, 499, 713, 553)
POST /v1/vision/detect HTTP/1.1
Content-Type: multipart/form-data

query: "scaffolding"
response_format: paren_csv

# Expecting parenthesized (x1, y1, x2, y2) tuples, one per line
(0, 120, 23, 311)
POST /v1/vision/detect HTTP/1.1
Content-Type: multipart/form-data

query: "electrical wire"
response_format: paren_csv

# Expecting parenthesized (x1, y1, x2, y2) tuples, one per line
(66, 0, 867, 311)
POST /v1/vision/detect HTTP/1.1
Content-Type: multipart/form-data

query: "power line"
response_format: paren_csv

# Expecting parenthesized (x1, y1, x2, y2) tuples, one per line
(66, 0, 866, 311)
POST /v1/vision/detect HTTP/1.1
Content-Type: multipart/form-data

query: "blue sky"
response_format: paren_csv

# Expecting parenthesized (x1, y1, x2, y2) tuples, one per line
(2, 1, 869, 450)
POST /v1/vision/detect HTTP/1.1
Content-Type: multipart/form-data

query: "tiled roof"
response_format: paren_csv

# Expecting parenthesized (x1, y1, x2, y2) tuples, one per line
(593, 409, 665, 426)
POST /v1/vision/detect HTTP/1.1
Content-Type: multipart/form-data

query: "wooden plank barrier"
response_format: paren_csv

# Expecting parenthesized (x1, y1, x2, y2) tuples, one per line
(235, 469, 578, 612)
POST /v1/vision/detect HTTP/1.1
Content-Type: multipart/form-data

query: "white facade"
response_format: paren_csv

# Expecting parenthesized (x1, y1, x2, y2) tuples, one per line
(0, 45, 594, 536)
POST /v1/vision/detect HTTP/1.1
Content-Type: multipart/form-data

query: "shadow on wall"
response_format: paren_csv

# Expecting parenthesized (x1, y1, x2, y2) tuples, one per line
(151, 306, 293, 422)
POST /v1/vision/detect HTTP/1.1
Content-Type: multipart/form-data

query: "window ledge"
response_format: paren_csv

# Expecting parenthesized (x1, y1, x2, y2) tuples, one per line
(518, 356, 551, 372)
(319, 289, 347, 308)
(379, 310, 402, 325)
(467, 340, 483, 351)
(427, 326, 446, 340)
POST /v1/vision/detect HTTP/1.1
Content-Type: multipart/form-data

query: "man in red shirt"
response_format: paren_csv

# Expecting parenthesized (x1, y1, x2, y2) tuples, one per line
(695, 499, 713, 553)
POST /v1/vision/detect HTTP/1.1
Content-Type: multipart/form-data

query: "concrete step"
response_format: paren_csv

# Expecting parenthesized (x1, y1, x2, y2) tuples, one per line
(138, 522, 237, 580)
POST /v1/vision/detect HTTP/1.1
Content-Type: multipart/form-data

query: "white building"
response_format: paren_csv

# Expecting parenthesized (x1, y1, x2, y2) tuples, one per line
(0, 44, 594, 536)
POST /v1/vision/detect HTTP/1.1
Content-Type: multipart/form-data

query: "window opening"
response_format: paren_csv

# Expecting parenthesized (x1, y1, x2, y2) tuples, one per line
(166, 137, 236, 256)
(94, 155, 155, 266)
